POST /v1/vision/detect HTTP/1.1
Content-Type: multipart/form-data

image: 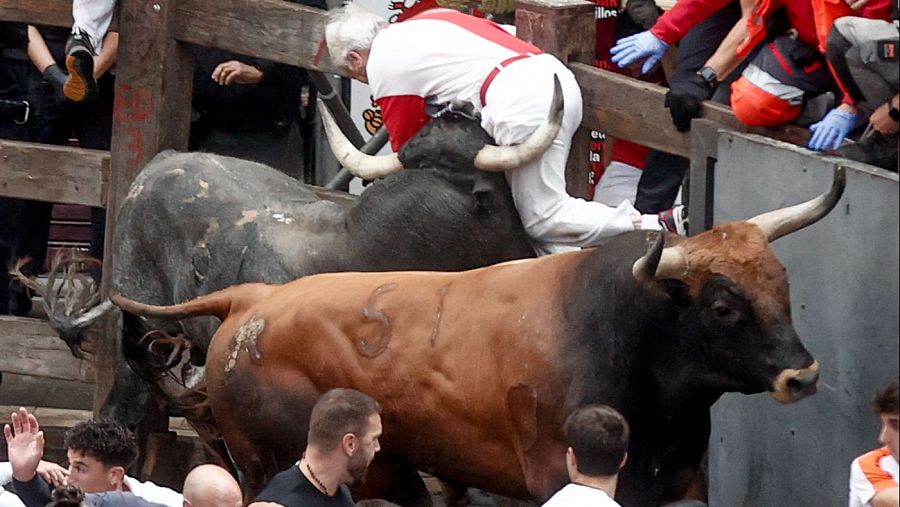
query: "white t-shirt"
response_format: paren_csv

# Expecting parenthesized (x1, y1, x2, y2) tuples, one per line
(123, 475, 183, 507)
(849, 447, 899, 507)
(542, 483, 621, 507)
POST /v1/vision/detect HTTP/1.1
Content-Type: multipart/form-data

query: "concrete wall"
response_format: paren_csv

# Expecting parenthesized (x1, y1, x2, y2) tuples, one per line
(704, 133, 899, 506)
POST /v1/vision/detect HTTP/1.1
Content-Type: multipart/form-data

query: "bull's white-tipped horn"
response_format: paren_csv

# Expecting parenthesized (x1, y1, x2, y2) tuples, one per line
(317, 99, 403, 180)
(632, 232, 689, 282)
(473, 74, 565, 172)
(748, 166, 846, 242)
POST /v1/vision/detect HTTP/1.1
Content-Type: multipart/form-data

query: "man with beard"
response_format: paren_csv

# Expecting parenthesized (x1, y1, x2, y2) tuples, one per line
(249, 389, 383, 507)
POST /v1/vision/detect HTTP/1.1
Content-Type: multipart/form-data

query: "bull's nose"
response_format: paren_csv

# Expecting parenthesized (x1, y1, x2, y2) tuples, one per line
(787, 368, 819, 397)
(770, 360, 820, 403)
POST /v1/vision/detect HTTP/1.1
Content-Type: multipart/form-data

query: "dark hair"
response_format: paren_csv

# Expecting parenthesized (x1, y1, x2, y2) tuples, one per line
(564, 404, 630, 476)
(64, 419, 138, 469)
(308, 388, 382, 450)
(873, 380, 899, 415)
(49, 485, 84, 507)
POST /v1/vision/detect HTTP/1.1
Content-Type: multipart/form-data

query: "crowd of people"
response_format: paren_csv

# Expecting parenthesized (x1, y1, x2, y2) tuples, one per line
(1, 381, 897, 506)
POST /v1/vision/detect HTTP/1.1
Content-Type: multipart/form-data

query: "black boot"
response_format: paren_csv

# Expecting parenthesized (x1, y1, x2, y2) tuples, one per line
(837, 130, 899, 172)
(64, 31, 98, 103)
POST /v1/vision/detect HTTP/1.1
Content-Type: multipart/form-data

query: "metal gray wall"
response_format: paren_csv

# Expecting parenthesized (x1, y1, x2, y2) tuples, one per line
(704, 133, 899, 507)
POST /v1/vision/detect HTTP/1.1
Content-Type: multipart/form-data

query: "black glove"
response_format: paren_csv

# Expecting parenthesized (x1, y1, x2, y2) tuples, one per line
(664, 73, 714, 132)
(41, 63, 69, 106)
(626, 0, 661, 30)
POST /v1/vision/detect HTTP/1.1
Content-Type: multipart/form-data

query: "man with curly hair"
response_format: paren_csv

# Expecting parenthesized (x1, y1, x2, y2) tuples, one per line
(4, 408, 182, 507)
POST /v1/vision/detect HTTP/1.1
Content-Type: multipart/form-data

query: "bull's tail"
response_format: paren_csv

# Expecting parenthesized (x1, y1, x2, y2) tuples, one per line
(111, 283, 272, 322)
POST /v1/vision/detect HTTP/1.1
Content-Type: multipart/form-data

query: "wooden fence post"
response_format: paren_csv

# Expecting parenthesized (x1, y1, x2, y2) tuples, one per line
(95, 0, 194, 478)
(515, 0, 594, 199)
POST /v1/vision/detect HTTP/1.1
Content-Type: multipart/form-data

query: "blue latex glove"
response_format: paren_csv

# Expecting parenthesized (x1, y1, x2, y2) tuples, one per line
(610, 31, 669, 75)
(807, 108, 858, 151)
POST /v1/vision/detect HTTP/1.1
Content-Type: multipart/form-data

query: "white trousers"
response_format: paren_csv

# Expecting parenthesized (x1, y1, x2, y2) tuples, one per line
(72, 0, 116, 53)
(593, 161, 642, 207)
(481, 54, 659, 256)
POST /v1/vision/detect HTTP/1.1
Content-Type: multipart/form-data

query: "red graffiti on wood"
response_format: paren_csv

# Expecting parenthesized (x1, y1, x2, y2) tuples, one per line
(114, 84, 153, 122)
(114, 84, 154, 165)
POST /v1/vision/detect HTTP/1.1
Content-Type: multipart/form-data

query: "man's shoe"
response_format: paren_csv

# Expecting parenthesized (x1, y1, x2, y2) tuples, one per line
(63, 32, 98, 103)
(658, 205, 689, 235)
(836, 130, 899, 172)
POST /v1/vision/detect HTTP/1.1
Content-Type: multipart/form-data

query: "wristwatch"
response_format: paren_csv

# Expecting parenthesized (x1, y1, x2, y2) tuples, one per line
(697, 66, 719, 89)
(888, 102, 900, 122)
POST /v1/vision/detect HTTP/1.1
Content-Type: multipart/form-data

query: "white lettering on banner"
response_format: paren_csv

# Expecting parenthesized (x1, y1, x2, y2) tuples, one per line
(595, 6, 617, 19)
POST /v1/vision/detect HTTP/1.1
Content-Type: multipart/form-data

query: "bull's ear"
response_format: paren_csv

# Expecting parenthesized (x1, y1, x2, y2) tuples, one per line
(471, 173, 496, 214)
(659, 279, 692, 307)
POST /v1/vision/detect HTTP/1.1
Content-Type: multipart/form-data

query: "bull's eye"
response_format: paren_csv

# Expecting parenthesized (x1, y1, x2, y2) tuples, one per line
(712, 301, 732, 318)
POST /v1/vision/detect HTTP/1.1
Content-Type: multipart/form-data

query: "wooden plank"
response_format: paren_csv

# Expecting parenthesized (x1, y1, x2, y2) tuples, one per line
(571, 63, 813, 158)
(175, 0, 342, 74)
(98, 0, 195, 418)
(0, 0, 72, 27)
(0, 406, 199, 438)
(515, 0, 595, 64)
(0, 316, 93, 383)
(0, 140, 108, 207)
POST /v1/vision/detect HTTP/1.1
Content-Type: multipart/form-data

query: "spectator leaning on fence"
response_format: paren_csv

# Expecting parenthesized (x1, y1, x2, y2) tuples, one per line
(611, 0, 893, 152)
(3, 408, 183, 507)
(849, 380, 899, 507)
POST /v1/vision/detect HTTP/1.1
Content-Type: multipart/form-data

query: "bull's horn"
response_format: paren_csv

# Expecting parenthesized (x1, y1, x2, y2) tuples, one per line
(632, 232, 689, 282)
(747, 166, 846, 242)
(317, 99, 403, 180)
(472, 74, 565, 172)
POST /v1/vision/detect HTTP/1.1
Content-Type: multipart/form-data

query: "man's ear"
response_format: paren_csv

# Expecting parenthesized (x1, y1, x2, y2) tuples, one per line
(347, 50, 363, 71)
(342, 433, 357, 456)
(107, 465, 126, 487)
(619, 451, 628, 471)
(566, 447, 577, 470)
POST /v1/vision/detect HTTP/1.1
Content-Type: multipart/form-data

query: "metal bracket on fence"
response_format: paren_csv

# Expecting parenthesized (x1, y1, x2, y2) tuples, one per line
(688, 119, 725, 234)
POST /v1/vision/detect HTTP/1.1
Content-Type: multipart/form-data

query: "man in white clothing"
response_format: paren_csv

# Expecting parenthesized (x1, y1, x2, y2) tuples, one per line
(542, 404, 629, 507)
(324, 5, 687, 256)
(4, 407, 183, 507)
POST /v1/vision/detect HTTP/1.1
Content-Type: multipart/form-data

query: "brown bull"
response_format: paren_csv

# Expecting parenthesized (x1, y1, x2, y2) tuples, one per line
(112, 168, 844, 506)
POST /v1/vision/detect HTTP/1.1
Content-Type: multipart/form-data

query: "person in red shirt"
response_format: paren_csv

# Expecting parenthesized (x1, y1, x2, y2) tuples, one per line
(611, 0, 893, 151)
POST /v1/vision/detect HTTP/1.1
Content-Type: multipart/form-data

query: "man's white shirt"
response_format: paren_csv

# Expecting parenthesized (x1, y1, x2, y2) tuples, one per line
(542, 483, 621, 507)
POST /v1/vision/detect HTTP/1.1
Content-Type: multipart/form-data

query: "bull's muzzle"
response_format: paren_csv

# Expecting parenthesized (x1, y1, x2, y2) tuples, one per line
(770, 360, 819, 403)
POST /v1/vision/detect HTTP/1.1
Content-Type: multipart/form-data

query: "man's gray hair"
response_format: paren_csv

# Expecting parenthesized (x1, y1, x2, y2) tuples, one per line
(325, 3, 388, 70)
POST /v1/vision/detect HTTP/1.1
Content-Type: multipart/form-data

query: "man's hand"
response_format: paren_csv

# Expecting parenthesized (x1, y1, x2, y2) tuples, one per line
(846, 0, 871, 11)
(610, 31, 670, 74)
(808, 105, 858, 151)
(36, 460, 68, 487)
(869, 100, 900, 135)
(664, 74, 714, 132)
(3, 407, 45, 482)
(211, 60, 264, 85)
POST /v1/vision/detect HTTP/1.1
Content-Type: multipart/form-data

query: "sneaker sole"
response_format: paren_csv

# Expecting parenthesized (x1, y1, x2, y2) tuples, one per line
(64, 52, 98, 103)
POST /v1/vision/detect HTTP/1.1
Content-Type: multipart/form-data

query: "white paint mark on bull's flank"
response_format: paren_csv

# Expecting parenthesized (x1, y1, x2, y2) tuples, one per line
(125, 184, 144, 202)
(235, 210, 258, 227)
(270, 211, 294, 225)
(165, 168, 186, 177)
(225, 316, 266, 377)
(196, 180, 209, 199)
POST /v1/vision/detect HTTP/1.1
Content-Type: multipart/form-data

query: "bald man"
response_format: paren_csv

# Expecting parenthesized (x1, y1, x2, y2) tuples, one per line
(182, 465, 241, 507)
